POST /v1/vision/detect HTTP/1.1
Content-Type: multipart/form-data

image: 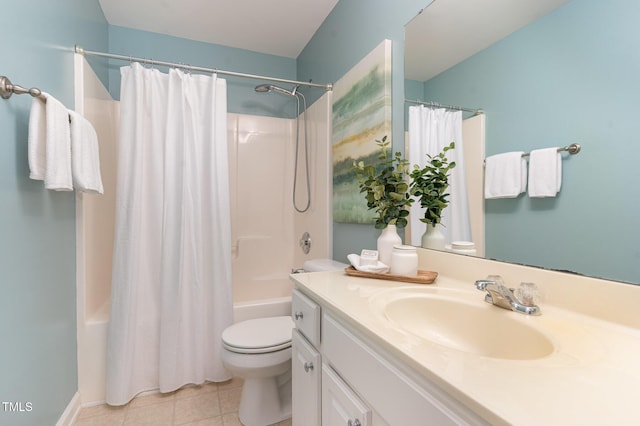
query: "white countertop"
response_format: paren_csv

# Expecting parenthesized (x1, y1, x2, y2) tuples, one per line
(292, 269, 640, 426)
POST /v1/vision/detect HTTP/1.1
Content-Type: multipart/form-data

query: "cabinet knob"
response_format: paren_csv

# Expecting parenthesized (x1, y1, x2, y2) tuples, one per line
(348, 420, 361, 426)
(294, 311, 304, 320)
(303, 362, 314, 373)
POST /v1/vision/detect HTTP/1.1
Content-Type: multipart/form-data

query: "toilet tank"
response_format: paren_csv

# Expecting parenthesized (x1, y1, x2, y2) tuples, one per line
(302, 258, 348, 272)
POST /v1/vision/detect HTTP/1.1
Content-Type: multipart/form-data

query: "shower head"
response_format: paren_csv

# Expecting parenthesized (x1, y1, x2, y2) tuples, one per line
(255, 84, 298, 97)
(254, 84, 272, 93)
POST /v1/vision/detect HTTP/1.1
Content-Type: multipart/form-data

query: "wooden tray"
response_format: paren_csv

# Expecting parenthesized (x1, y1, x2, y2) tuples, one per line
(344, 266, 437, 284)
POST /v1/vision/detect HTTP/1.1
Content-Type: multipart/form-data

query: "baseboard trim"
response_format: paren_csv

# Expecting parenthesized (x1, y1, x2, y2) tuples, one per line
(56, 392, 81, 426)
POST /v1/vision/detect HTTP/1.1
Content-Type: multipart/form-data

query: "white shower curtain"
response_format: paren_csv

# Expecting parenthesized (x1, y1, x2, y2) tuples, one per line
(106, 63, 233, 405)
(408, 106, 471, 246)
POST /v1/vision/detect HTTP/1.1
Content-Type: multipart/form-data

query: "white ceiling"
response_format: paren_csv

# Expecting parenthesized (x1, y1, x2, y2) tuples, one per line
(405, 0, 570, 82)
(98, 0, 339, 58)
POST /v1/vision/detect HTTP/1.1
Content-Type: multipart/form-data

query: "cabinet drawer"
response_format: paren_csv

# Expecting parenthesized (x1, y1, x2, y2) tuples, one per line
(292, 329, 321, 426)
(292, 289, 321, 346)
(322, 364, 371, 426)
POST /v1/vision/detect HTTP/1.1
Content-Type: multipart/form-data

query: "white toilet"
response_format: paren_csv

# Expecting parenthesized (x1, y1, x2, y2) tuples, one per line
(221, 258, 346, 426)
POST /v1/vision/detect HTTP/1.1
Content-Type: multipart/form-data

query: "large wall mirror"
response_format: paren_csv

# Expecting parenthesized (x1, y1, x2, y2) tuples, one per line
(405, 0, 640, 285)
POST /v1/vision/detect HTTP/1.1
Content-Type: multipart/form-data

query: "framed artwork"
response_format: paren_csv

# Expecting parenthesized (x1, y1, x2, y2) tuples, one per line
(332, 39, 392, 224)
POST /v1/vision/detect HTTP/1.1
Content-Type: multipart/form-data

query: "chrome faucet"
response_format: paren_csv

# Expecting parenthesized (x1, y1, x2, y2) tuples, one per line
(475, 277, 541, 315)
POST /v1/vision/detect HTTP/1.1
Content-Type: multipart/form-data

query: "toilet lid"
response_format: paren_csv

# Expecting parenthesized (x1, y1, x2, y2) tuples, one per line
(222, 316, 293, 354)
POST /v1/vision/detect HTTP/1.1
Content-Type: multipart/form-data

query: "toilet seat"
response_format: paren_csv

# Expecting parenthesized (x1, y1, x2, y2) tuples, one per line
(222, 316, 293, 354)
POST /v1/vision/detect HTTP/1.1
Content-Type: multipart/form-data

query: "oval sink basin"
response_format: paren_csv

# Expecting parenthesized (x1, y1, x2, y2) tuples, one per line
(371, 289, 554, 360)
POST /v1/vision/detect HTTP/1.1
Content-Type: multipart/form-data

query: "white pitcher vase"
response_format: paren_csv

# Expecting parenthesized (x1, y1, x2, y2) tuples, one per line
(421, 223, 446, 250)
(377, 224, 402, 267)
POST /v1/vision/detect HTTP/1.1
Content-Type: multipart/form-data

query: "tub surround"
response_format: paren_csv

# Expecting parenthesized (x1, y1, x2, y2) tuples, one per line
(74, 54, 331, 406)
(291, 248, 640, 425)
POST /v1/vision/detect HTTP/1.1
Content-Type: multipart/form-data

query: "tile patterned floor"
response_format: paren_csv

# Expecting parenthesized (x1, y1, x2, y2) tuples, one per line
(74, 378, 292, 426)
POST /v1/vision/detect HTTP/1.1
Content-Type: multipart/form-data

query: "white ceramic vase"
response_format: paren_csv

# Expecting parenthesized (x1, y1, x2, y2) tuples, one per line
(377, 224, 402, 267)
(421, 223, 446, 250)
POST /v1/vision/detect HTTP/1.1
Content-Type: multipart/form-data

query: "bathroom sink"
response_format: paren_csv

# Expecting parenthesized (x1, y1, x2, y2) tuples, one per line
(370, 288, 554, 360)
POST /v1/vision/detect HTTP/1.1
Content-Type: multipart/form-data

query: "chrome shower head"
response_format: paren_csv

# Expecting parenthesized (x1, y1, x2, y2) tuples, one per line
(254, 84, 298, 97)
(255, 84, 272, 93)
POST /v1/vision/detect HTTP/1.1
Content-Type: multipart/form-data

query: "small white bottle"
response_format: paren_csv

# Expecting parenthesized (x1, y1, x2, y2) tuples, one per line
(390, 245, 418, 276)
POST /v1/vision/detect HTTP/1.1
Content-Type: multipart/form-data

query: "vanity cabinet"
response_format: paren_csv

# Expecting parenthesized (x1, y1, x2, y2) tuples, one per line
(292, 288, 320, 346)
(293, 288, 373, 426)
(292, 328, 321, 426)
(292, 289, 323, 426)
(322, 314, 482, 425)
(322, 364, 371, 426)
(292, 287, 484, 425)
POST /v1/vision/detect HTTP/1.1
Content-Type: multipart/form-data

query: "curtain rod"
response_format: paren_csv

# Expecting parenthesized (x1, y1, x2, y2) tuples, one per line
(74, 45, 333, 91)
(405, 99, 482, 115)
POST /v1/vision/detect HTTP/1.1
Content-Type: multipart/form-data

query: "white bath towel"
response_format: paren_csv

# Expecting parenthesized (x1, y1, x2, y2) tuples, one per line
(44, 93, 73, 191)
(347, 253, 390, 274)
(528, 148, 561, 197)
(28, 92, 73, 190)
(484, 152, 527, 199)
(69, 110, 104, 194)
(28, 96, 47, 180)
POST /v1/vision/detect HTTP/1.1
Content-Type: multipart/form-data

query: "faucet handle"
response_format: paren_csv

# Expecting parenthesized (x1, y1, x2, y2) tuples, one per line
(475, 279, 491, 290)
(515, 282, 540, 306)
(475, 274, 504, 290)
(487, 274, 505, 286)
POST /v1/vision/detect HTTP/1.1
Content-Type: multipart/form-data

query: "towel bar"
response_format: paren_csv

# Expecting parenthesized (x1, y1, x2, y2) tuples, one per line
(483, 143, 581, 167)
(1, 76, 42, 100)
(521, 143, 581, 157)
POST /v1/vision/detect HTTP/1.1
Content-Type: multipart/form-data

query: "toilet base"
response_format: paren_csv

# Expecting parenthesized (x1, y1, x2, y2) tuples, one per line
(238, 371, 291, 426)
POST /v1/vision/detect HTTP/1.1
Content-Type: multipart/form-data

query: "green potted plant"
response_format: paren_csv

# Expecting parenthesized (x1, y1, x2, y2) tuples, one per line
(353, 136, 413, 266)
(409, 141, 456, 249)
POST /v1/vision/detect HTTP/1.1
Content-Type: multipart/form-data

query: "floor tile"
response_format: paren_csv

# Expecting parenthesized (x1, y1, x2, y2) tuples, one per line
(128, 391, 176, 409)
(179, 416, 225, 426)
(76, 403, 127, 420)
(216, 377, 244, 391)
(173, 392, 220, 425)
(218, 387, 242, 415)
(221, 412, 242, 426)
(175, 382, 218, 400)
(74, 410, 126, 426)
(124, 400, 174, 426)
(74, 377, 292, 425)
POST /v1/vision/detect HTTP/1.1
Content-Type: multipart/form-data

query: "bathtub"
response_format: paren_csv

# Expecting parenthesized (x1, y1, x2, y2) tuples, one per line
(233, 296, 292, 323)
(77, 302, 110, 406)
(77, 297, 292, 406)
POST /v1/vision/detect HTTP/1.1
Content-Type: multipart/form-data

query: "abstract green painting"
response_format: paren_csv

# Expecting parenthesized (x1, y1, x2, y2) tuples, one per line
(332, 39, 392, 223)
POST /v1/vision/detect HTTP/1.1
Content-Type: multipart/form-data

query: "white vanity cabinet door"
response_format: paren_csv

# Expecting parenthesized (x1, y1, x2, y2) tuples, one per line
(292, 288, 321, 346)
(292, 329, 321, 426)
(323, 314, 486, 426)
(322, 364, 371, 426)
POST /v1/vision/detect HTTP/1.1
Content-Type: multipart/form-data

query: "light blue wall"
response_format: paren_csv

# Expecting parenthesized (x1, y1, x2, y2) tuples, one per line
(421, 0, 640, 283)
(297, 0, 429, 263)
(0, 1, 108, 425)
(0, 12, 324, 425)
(108, 26, 300, 118)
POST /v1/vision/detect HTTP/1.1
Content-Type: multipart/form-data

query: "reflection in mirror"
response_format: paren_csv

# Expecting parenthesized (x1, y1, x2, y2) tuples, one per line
(405, 103, 486, 257)
(405, 0, 640, 284)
